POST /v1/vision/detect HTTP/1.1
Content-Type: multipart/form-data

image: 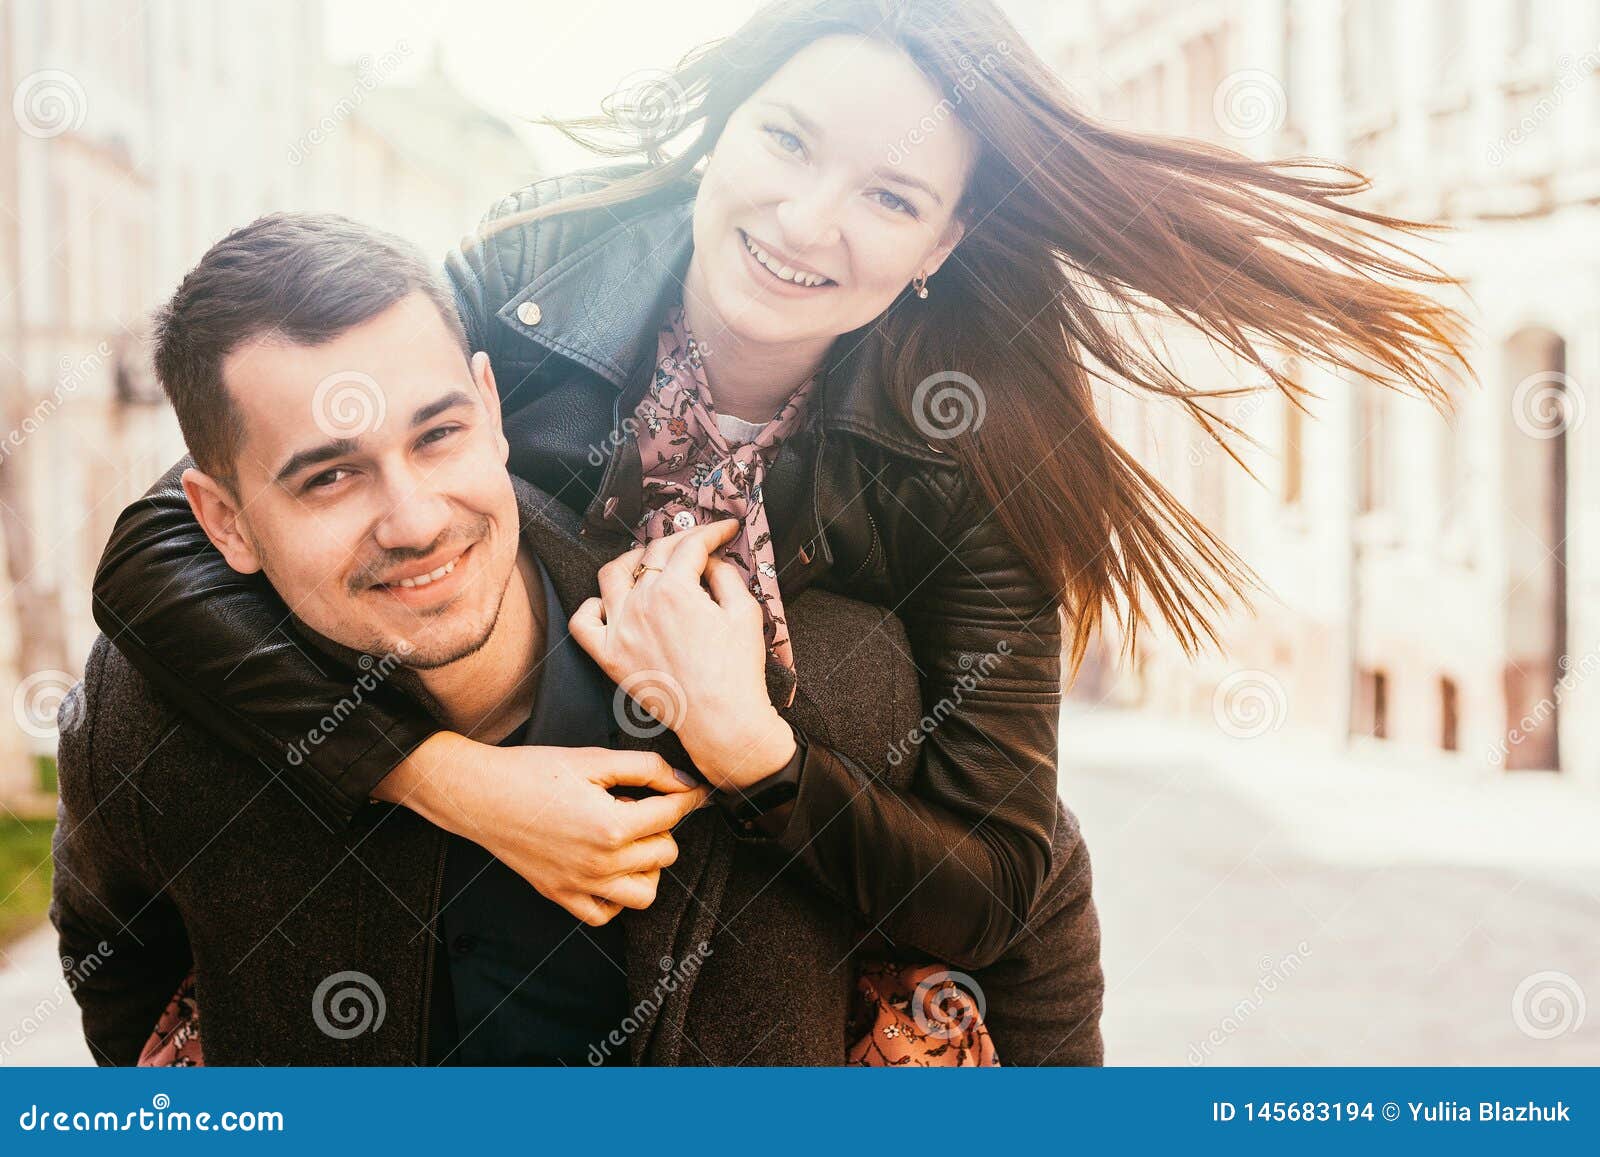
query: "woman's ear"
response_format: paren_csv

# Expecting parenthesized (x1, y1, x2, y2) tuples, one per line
(180, 467, 263, 575)
(921, 216, 967, 281)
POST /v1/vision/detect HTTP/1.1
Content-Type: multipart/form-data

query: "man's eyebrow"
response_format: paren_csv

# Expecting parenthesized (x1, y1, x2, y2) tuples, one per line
(274, 437, 361, 486)
(272, 392, 475, 484)
(410, 390, 474, 428)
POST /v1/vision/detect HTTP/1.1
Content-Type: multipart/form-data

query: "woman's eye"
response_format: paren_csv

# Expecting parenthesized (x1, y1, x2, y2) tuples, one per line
(870, 189, 917, 218)
(764, 124, 805, 157)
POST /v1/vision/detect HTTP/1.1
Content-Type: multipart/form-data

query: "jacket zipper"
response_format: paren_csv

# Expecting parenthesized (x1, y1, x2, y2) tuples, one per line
(806, 426, 835, 566)
(843, 505, 881, 585)
(416, 830, 447, 1065)
(582, 389, 630, 539)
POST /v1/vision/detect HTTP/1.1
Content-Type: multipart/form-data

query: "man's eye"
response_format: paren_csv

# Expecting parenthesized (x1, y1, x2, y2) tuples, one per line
(305, 468, 351, 491)
(419, 424, 462, 448)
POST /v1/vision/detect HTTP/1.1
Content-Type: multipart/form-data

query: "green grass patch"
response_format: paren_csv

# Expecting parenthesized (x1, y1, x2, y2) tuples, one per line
(0, 818, 55, 948)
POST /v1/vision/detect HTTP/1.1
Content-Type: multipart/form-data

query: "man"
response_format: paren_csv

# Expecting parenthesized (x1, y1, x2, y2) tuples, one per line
(53, 213, 1102, 1064)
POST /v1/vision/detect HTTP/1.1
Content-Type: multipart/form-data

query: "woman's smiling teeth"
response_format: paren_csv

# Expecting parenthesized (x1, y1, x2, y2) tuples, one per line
(741, 231, 832, 287)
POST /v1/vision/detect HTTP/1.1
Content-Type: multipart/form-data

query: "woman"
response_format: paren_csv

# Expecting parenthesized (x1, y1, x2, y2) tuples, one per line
(97, 0, 1468, 1062)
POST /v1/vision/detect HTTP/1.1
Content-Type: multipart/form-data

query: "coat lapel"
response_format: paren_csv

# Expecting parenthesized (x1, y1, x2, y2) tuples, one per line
(509, 477, 736, 1064)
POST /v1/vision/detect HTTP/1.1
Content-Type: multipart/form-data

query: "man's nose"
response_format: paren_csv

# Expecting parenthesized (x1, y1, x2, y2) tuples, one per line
(371, 482, 454, 554)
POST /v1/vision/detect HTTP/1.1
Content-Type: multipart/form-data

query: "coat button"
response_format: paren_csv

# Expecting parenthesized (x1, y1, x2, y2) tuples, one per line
(516, 301, 542, 326)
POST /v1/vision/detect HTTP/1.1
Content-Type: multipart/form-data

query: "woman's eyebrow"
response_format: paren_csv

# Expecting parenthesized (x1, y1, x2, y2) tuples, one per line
(873, 166, 943, 208)
(763, 98, 943, 208)
(762, 99, 823, 139)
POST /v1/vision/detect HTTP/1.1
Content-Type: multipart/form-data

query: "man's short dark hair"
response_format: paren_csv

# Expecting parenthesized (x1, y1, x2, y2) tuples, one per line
(152, 212, 469, 488)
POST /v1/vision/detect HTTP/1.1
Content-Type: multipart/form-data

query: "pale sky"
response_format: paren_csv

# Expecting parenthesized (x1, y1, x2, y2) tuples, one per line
(322, 0, 768, 169)
(322, 0, 1054, 170)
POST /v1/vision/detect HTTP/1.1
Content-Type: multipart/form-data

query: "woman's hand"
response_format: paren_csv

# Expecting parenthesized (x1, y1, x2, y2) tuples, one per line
(373, 732, 710, 925)
(568, 519, 798, 791)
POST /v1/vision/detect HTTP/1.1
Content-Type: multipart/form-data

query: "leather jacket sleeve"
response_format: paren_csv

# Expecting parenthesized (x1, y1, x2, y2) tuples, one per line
(91, 458, 437, 825)
(757, 475, 1063, 970)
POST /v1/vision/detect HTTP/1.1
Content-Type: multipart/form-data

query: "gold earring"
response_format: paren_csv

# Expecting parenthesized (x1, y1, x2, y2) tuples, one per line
(912, 273, 929, 299)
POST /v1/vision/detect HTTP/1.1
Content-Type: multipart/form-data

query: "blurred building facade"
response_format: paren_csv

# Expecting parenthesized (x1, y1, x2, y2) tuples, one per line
(1041, 0, 1600, 786)
(0, 0, 539, 807)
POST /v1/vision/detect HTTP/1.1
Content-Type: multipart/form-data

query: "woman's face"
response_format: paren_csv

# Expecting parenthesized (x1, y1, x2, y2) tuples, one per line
(690, 34, 976, 347)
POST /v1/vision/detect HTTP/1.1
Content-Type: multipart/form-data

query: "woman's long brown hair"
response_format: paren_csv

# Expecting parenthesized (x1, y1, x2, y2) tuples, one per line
(495, 0, 1474, 679)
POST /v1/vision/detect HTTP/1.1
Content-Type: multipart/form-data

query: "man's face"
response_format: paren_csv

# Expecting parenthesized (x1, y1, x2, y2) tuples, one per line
(188, 291, 519, 668)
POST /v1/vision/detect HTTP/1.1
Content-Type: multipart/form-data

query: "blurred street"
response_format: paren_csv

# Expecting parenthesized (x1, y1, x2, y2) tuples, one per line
(1067, 707, 1600, 1065)
(3, 704, 1597, 1066)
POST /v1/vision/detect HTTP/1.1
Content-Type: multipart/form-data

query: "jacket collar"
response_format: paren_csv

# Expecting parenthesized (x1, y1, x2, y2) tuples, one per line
(494, 188, 952, 467)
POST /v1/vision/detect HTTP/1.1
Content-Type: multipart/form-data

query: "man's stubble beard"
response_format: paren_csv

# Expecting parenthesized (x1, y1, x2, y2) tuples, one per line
(380, 550, 517, 671)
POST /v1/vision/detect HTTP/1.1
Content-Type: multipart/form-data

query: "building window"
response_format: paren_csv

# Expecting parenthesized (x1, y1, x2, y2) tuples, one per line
(1282, 395, 1304, 507)
(1356, 667, 1389, 739)
(1439, 403, 1468, 530)
(1440, 676, 1460, 751)
(1358, 383, 1389, 514)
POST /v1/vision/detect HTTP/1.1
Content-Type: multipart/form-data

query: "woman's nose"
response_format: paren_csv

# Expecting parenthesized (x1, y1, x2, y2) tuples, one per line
(776, 193, 842, 253)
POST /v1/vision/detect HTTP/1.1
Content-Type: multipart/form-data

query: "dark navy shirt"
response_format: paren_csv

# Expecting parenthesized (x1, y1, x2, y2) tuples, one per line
(426, 556, 630, 1065)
